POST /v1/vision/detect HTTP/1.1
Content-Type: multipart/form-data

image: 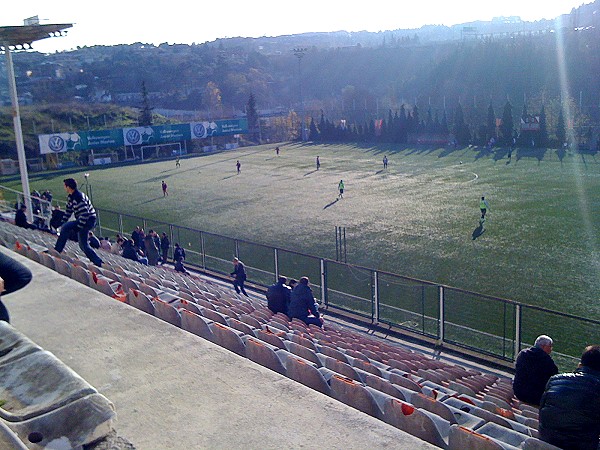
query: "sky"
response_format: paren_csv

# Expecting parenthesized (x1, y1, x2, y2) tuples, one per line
(1, 0, 592, 53)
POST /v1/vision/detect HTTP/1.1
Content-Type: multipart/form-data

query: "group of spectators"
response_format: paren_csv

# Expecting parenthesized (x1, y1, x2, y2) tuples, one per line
(513, 335, 600, 449)
(107, 226, 187, 273)
(265, 272, 323, 328)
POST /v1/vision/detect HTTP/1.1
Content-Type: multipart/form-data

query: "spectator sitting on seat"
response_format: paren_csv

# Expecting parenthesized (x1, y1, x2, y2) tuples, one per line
(15, 204, 37, 230)
(539, 345, 600, 450)
(287, 278, 298, 290)
(513, 335, 558, 406)
(100, 237, 112, 251)
(122, 238, 148, 265)
(88, 231, 101, 249)
(111, 237, 124, 255)
(267, 275, 291, 316)
(173, 243, 187, 273)
(0, 251, 33, 322)
(288, 276, 323, 328)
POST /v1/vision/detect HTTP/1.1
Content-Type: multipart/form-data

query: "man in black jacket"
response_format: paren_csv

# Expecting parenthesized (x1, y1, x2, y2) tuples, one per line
(288, 277, 323, 328)
(267, 276, 291, 315)
(230, 257, 248, 297)
(513, 335, 558, 406)
(539, 345, 600, 450)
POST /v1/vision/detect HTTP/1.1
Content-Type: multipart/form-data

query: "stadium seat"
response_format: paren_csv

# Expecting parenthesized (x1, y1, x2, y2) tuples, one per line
(0, 350, 96, 421)
(448, 425, 505, 450)
(276, 350, 332, 396)
(410, 392, 485, 430)
(254, 328, 287, 350)
(226, 317, 255, 336)
(127, 290, 156, 315)
(198, 307, 229, 325)
(363, 373, 406, 400)
(71, 264, 92, 286)
(154, 298, 182, 327)
(5, 393, 115, 449)
(180, 310, 214, 342)
(209, 323, 246, 357)
(318, 354, 361, 381)
(0, 321, 42, 366)
(242, 336, 287, 375)
(283, 340, 322, 367)
(0, 421, 27, 450)
(387, 371, 423, 392)
(328, 374, 381, 418)
(381, 398, 450, 448)
(316, 344, 350, 363)
(178, 299, 203, 315)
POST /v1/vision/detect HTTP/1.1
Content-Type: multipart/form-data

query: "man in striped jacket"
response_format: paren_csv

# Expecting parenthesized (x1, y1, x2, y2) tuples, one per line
(54, 178, 103, 267)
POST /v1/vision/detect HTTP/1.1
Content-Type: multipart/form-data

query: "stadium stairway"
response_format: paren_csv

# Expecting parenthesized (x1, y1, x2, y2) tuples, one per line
(0, 221, 561, 449)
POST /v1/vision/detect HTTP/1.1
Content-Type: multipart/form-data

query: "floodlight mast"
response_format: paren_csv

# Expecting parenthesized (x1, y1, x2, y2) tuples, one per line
(1, 22, 72, 221)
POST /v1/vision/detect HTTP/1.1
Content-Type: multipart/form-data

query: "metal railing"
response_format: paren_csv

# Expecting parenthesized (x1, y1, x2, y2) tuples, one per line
(90, 206, 597, 370)
(0, 183, 594, 370)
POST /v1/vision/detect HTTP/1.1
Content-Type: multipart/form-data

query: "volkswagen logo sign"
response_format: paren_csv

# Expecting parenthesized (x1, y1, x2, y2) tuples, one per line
(193, 123, 206, 138)
(48, 135, 65, 153)
(126, 129, 141, 145)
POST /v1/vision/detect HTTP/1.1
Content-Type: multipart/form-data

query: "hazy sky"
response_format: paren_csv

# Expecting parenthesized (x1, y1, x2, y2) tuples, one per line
(2, 1, 591, 53)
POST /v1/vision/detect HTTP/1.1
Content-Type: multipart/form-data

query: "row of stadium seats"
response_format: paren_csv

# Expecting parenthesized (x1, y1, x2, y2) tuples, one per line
(0, 221, 559, 449)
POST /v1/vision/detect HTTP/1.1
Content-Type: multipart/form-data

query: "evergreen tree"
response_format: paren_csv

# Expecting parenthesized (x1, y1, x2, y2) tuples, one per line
(441, 110, 449, 134)
(453, 102, 471, 145)
(539, 105, 548, 147)
(500, 101, 514, 145)
(556, 109, 566, 146)
(246, 93, 259, 142)
(139, 81, 153, 126)
(309, 117, 319, 141)
(487, 101, 496, 142)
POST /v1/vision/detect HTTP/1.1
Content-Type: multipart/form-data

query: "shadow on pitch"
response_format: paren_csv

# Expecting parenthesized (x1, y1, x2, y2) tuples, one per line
(323, 199, 339, 209)
(304, 169, 319, 176)
(472, 224, 485, 240)
(221, 174, 239, 180)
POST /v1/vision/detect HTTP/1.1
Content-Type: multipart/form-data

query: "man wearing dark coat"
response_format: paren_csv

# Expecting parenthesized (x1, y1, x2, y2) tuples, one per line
(513, 335, 558, 406)
(539, 345, 600, 450)
(267, 276, 291, 315)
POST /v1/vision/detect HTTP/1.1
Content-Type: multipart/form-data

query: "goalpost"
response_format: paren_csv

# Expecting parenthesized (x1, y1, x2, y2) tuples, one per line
(140, 142, 184, 161)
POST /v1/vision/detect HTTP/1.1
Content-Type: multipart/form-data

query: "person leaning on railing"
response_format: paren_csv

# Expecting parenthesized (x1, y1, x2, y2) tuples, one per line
(0, 251, 33, 323)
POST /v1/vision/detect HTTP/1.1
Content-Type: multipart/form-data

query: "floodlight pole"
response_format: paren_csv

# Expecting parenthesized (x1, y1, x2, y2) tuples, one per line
(1, 22, 72, 221)
(4, 43, 32, 220)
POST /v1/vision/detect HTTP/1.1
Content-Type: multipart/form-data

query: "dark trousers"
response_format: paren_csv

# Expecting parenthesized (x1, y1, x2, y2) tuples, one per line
(55, 217, 103, 266)
(233, 278, 248, 296)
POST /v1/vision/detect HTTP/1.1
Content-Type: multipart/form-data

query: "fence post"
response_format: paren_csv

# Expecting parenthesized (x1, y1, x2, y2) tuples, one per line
(514, 304, 522, 361)
(168, 224, 174, 261)
(234, 239, 239, 259)
(118, 214, 123, 235)
(320, 259, 327, 306)
(439, 285, 445, 343)
(373, 270, 379, 323)
(200, 231, 206, 270)
(274, 248, 279, 281)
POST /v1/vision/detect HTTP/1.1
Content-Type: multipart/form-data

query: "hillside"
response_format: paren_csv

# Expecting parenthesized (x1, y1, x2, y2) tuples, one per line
(0, 1, 599, 158)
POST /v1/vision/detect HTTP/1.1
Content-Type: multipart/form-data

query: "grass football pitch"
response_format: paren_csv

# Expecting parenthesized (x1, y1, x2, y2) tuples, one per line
(10, 142, 600, 320)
